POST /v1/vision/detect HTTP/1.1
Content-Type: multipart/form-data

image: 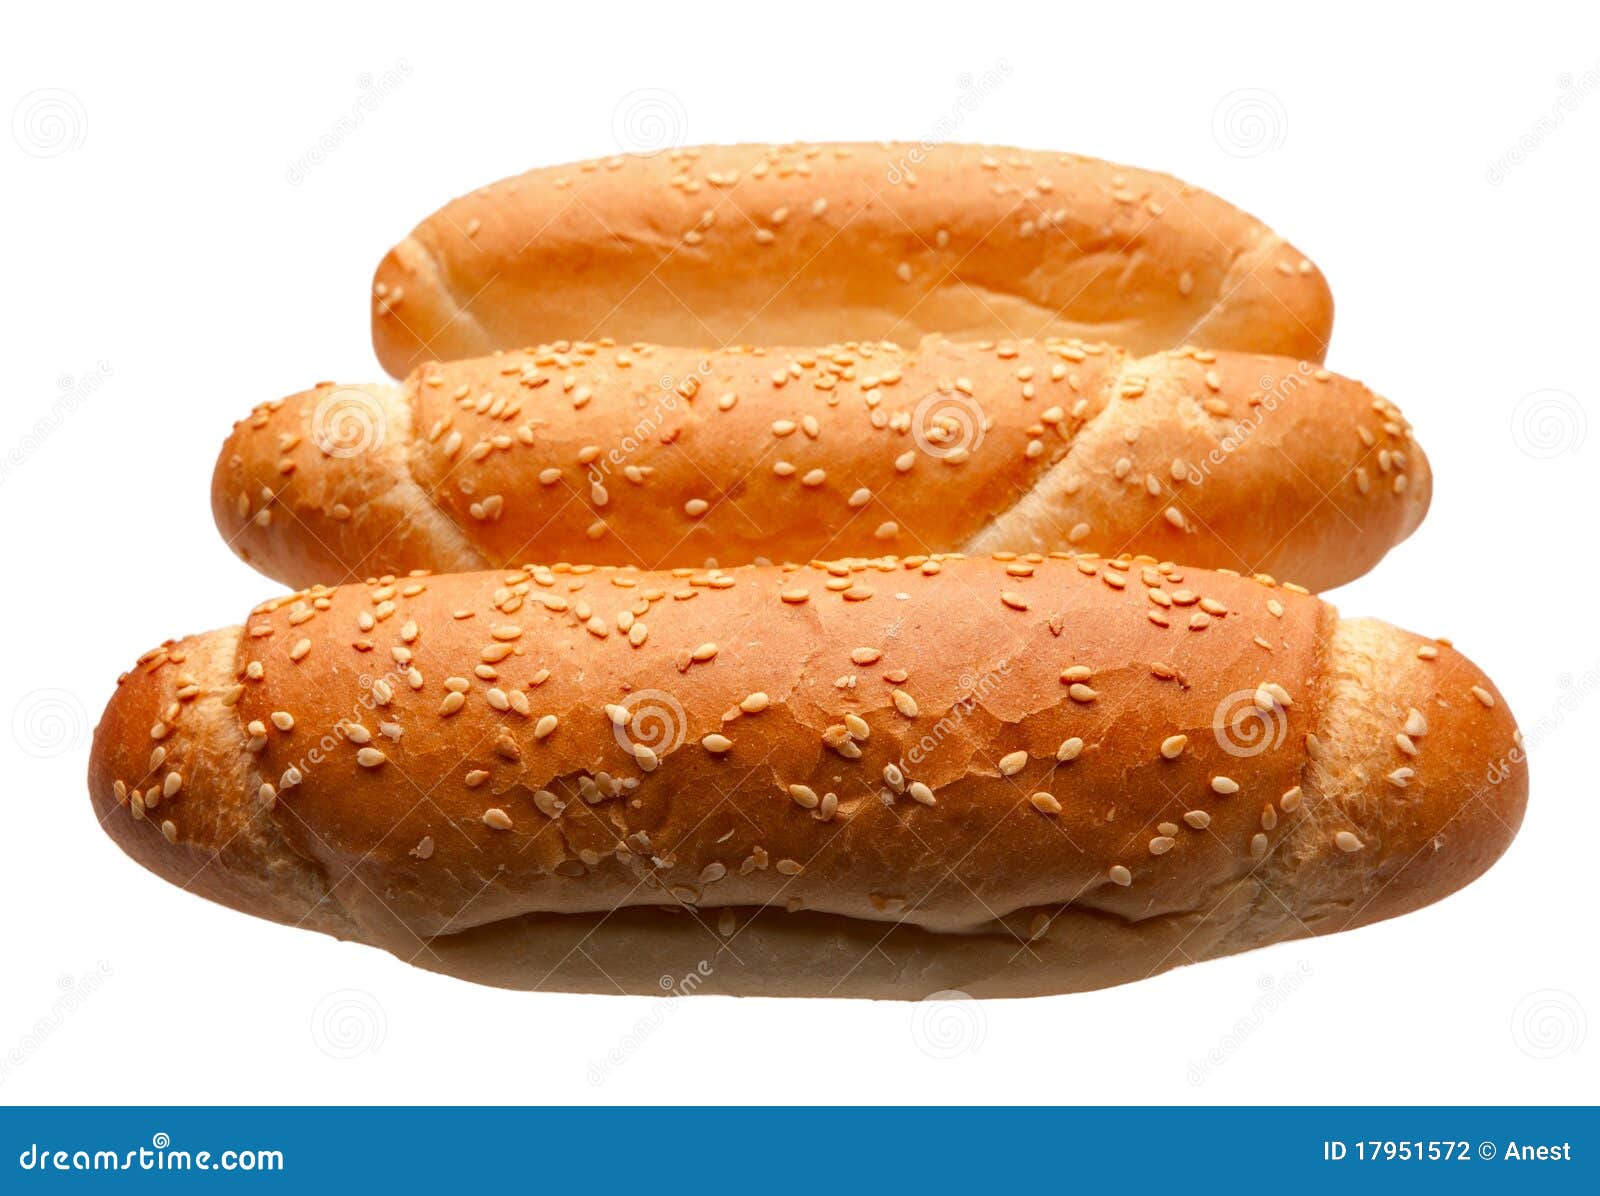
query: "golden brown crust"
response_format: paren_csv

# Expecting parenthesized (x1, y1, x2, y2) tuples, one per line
(370, 143, 1334, 376)
(214, 339, 1426, 592)
(88, 555, 1524, 997)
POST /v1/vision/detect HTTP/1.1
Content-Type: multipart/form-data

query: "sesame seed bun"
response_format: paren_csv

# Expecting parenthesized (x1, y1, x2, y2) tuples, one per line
(214, 339, 1426, 592)
(87, 555, 1524, 998)
(370, 143, 1333, 377)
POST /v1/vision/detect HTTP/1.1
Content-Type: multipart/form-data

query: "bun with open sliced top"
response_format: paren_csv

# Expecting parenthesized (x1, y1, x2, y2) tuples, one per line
(370, 142, 1334, 376)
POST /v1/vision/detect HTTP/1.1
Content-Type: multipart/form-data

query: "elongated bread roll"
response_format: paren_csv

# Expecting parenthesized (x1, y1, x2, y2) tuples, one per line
(214, 338, 1427, 592)
(88, 555, 1524, 999)
(370, 143, 1334, 377)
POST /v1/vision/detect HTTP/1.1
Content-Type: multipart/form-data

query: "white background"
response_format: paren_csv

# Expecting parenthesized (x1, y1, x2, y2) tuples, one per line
(2, 1, 1594, 1105)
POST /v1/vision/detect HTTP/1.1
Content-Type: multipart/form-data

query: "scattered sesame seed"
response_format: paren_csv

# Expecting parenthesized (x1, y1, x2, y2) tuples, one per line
(1335, 830, 1364, 853)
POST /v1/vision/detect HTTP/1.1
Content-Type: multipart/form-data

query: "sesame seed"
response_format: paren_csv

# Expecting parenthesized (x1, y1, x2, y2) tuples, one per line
(699, 862, 727, 886)
(1182, 810, 1211, 829)
(1471, 685, 1495, 707)
(1251, 833, 1269, 858)
(270, 711, 294, 731)
(1030, 792, 1063, 815)
(482, 808, 513, 831)
(464, 769, 489, 787)
(692, 642, 719, 662)
(1160, 734, 1188, 759)
(1211, 776, 1239, 795)
(439, 691, 466, 716)
(1149, 836, 1175, 855)
(356, 748, 386, 768)
(908, 781, 937, 806)
(1109, 865, 1133, 886)
(534, 714, 558, 739)
(740, 692, 770, 713)
(891, 689, 918, 718)
(1387, 767, 1414, 788)
(161, 820, 178, 844)
(1404, 708, 1429, 737)
(702, 734, 733, 754)
(1068, 683, 1097, 703)
(788, 784, 820, 809)
(1335, 831, 1364, 853)
(781, 588, 810, 604)
(1279, 786, 1303, 812)
(1000, 590, 1029, 611)
(1057, 737, 1084, 762)
(998, 750, 1028, 776)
